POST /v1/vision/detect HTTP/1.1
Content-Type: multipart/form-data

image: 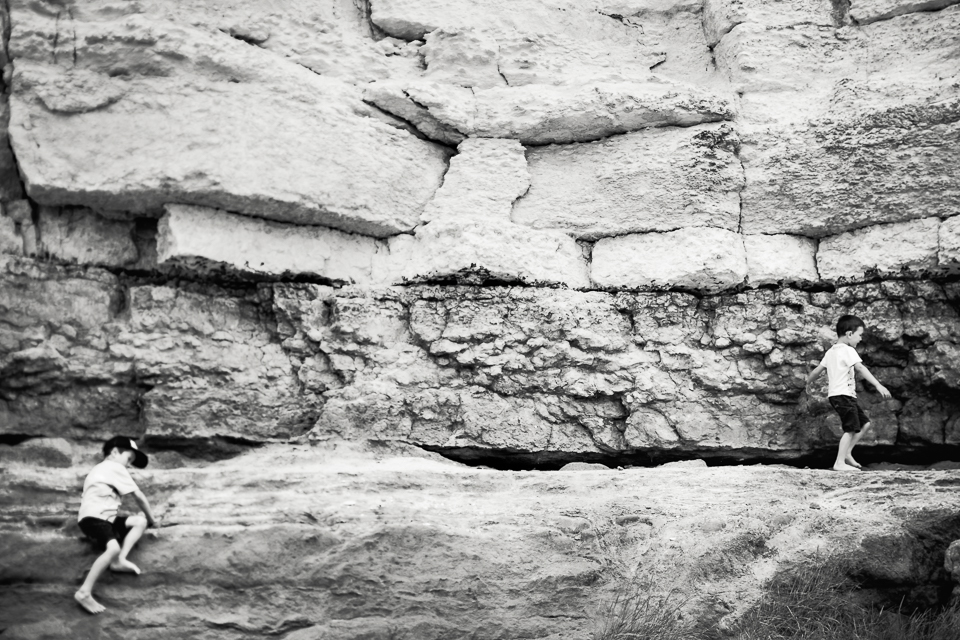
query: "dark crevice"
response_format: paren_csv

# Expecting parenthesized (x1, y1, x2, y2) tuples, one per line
(520, 115, 735, 148)
(417, 443, 960, 471)
(141, 435, 265, 462)
(830, 0, 852, 27)
(355, 0, 388, 41)
(361, 99, 460, 151)
(0, 433, 37, 446)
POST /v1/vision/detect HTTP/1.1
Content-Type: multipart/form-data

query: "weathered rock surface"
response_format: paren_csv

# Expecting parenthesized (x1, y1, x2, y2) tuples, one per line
(371, 0, 719, 88)
(940, 215, 960, 271)
(592, 227, 748, 292)
(512, 124, 743, 240)
(0, 215, 20, 255)
(817, 218, 941, 283)
(2, 444, 960, 639)
(368, 78, 734, 145)
(744, 234, 820, 286)
(382, 138, 591, 288)
(158, 204, 384, 284)
(0, 257, 321, 441)
(7, 1, 450, 237)
(385, 220, 591, 287)
(4, 258, 959, 458)
(726, 4, 960, 237)
(38, 207, 139, 268)
(140, 0, 424, 85)
(421, 138, 530, 224)
(850, 0, 960, 25)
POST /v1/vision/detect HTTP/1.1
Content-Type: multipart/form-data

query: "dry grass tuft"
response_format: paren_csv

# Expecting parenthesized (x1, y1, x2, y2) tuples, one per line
(730, 561, 960, 640)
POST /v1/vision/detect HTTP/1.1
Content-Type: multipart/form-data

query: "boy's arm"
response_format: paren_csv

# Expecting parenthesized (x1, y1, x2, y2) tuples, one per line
(805, 364, 826, 385)
(854, 362, 892, 399)
(132, 490, 159, 528)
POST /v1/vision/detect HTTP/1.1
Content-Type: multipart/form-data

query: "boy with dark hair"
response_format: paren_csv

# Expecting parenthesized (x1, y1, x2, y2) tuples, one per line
(74, 436, 158, 614)
(806, 315, 892, 471)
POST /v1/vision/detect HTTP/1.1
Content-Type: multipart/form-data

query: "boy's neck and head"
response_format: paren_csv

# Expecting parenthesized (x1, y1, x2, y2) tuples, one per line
(835, 314, 865, 349)
(100, 436, 148, 470)
(105, 447, 136, 468)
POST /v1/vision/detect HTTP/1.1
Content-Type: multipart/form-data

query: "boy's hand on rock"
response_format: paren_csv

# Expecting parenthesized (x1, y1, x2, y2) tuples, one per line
(876, 384, 892, 399)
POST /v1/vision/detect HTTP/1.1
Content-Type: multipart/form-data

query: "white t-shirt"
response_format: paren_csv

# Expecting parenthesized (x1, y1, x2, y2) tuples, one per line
(819, 343, 862, 398)
(78, 459, 140, 522)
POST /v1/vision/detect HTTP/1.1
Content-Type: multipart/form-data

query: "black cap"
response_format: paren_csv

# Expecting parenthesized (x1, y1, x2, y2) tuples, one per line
(102, 436, 149, 469)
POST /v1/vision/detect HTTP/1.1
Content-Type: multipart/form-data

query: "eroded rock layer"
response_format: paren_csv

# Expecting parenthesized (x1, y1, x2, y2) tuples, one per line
(4, 256, 958, 462)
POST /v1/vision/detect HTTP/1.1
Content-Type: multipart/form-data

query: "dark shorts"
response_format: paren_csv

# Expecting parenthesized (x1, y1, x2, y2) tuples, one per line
(829, 395, 870, 433)
(79, 516, 130, 548)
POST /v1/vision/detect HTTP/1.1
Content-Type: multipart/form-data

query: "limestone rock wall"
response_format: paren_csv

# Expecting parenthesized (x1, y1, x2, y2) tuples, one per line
(0, 0, 958, 462)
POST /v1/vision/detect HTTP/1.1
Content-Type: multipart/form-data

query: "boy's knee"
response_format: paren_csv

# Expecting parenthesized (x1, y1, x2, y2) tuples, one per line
(127, 514, 148, 529)
(103, 539, 121, 557)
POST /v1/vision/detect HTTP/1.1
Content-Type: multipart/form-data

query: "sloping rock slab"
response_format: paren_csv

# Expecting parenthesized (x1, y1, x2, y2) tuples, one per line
(817, 218, 940, 283)
(591, 227, 748, 292)
(2, 446, 960, 638)
(369, 78, 733, 145)
(730, 7, 960, 237)
(158, 204, 383, 284)
(849, 0, 960, 25)
(383, 220, 591, 288)
(7, 4, 449, 237)
(513, 124, 743, 240)
(744, 234, 819, 286)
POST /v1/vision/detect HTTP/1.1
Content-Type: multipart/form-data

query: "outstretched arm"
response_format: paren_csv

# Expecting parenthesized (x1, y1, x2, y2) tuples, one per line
(132, 490, 159, 528)
(854, 362, 891, 399)
(806, 364, 826, 386)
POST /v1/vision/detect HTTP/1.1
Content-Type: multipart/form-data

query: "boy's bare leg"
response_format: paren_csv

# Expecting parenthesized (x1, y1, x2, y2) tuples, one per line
(75, 541, 120, 614)
(110, 514, 146, 574)
(844, 424, 869, 469)
(833, 433, 860, 471)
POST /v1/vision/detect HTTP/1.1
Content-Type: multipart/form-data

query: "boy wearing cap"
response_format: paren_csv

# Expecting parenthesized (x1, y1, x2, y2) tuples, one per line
(74, 436, 158, 614)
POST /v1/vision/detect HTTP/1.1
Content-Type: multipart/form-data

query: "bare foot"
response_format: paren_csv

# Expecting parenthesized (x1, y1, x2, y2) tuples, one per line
(109, 559, 141, 575)
(75, 590, 106, 614)
(845, 457, 862, 469)
(832, 463, 860, 472)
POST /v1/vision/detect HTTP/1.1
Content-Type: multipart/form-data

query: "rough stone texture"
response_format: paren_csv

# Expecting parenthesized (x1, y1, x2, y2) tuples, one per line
(38, 207, 139, 268)
(817, 218, 941, 283)
(947, 539, 960, 586)
(142, 0, 424, 85)
(0, 99, 24, 204)
(380, 138, 590, 288)
(370, 0, 719, 88)
(729, 5, 960, 237)
(421, 138, 529, 223)
(368, 78, 734, 145)
(850, 0, 960, 25)
(0, 216, 20, 255)
(5, 259, 958, 457)
(2, 445, 960, 639)
(744, 235, 819, 286)
(512, 124, 744, 240)
(157, 204, 383, 284)
(0, 257, 322, 441)
(591, 228, 748, 292)
(361, 80, 468, 146)
(421, 29, 506, 89)
(703, 0, 834, 48)
(384, 220, 592, 288)
(939, 215, 960, 271)
(7, 1, 450, 237)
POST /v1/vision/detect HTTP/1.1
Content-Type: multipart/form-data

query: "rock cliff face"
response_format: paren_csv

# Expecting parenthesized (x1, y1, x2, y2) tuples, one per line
(1, 0, 958, 462)
(2, 0, 960, 635)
